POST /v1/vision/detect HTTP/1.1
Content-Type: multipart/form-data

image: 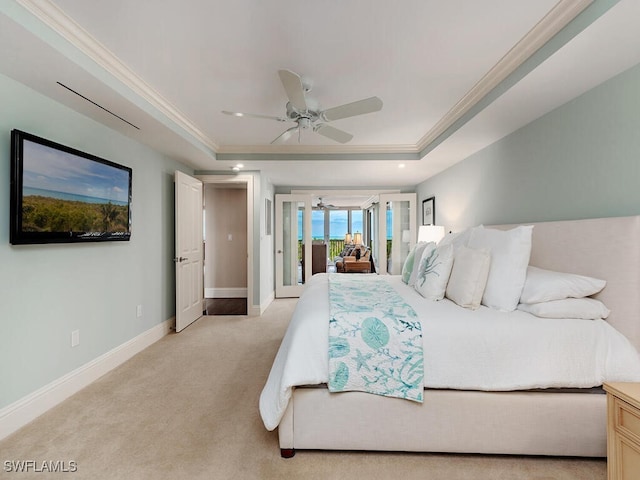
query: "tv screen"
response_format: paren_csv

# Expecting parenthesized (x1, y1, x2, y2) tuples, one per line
(10, 129, 132, 244)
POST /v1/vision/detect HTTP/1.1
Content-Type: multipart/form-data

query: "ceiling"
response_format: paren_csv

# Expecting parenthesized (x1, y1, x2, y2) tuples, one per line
(1, 0, 640, 188)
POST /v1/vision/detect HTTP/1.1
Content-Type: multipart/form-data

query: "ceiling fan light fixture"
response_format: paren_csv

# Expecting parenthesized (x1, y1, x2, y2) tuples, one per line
(299, 117, 311, 130)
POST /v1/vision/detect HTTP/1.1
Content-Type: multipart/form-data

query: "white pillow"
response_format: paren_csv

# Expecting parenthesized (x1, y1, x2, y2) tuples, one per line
(401, 242, 425, 284)
(467, 225, 533, 312)
(517, 298, 610, 320)
(438, 227, 473, 255)
(414, 243, 454, 301)
(445, 246, 491, 310)
(519, 266, 606, 304)
(408, 242, 433, 287)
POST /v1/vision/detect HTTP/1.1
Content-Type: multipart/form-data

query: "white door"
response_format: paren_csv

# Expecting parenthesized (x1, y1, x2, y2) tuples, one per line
(175, 171, 204, 332)
(275, 194, 313, 298)
(378, 193, 417, 275)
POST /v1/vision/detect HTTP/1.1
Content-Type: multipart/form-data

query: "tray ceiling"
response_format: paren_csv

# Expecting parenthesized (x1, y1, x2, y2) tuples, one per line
(1, 0, 639, 186)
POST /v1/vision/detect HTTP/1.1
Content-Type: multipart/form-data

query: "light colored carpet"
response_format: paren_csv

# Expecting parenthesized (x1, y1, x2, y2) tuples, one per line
(0, 299, 606, 479)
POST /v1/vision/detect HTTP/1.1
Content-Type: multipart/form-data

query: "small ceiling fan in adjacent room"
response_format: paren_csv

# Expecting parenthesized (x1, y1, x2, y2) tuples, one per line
(222, 69, 383, 144)
(315, 197, 337, 210)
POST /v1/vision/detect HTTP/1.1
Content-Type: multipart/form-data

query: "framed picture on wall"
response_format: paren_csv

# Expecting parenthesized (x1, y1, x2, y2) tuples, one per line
(422, 196, 435, 225)
(265, 198, 272, 235)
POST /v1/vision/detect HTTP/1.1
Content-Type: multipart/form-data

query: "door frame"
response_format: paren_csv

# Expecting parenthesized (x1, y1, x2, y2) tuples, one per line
(197, 174, 254, 315)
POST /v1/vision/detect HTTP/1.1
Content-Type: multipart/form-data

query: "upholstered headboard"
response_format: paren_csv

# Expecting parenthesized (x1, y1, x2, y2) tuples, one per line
(495, 216, 640, 351)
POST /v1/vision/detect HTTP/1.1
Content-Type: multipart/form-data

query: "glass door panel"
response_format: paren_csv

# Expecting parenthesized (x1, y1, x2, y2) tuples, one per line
(276, 194, 312, 297)
(329, 209, 348, 260)
(369, 204, 379, 272)
(378, 194, 416, 274)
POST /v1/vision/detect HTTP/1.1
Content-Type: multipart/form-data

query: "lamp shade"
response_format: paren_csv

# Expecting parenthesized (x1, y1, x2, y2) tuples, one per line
(353, 232, 362, 245)
(345, 233, 352, 244)
(418, 225, 445, 244)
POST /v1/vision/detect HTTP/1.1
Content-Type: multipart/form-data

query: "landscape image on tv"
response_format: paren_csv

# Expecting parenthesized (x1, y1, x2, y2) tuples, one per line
(21, 138, 131, 240)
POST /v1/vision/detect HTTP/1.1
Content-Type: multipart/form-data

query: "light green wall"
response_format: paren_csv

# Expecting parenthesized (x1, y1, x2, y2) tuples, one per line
(0, 73, 191, 408)
(416, 61, 640, 232)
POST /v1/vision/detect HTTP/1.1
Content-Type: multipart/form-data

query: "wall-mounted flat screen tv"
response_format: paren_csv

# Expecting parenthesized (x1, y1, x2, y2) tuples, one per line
(10, 129, 132, 245)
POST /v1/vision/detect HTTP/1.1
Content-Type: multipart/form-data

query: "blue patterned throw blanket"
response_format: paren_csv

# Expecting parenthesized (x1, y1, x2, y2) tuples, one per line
(328, 274, 424, 402)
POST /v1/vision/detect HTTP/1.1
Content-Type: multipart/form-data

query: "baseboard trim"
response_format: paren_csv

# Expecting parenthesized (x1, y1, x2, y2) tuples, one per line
(0, 317, 173, 441)
(205, 287, 247, 298)
(258, 291, 275, 316)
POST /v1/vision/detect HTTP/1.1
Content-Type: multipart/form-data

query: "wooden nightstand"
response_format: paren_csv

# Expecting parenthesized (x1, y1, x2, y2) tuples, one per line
(604, 382, 640, 479)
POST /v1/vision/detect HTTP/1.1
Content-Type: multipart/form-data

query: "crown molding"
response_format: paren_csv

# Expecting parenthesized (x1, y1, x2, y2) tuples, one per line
(216, 151, 420, 162)
(15, 0, 219, 153)
(216, 143, 418, 155)
(416, 0, 593, 152)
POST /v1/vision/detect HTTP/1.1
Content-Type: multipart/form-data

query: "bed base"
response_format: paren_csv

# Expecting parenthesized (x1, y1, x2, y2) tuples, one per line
(279, 387, 606, 457)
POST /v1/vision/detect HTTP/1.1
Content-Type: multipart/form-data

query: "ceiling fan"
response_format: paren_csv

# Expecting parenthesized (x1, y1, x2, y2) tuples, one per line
(222, 69, 383, 144)
(315, 197, 337, 209)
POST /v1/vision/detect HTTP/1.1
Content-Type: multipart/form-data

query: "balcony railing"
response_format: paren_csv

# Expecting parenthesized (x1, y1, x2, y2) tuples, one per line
(298, 239, 347, 260)
(298, 239, 393, 261)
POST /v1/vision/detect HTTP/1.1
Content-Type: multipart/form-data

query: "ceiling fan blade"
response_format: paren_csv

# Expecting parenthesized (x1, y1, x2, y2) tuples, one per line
(271, 126, 298, 144)
(278, 69, 308, 112)
(222, 110, 287, 122)
(314, 124, 353, 144)
(321, 96, 383, 122)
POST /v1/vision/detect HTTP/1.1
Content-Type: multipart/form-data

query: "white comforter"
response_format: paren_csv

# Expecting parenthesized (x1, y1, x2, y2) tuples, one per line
(259, 274, 640, 431)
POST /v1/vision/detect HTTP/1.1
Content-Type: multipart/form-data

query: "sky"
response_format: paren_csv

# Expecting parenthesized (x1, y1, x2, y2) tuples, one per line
(22, 139, 130, 203)
(311, 210, 363, 239)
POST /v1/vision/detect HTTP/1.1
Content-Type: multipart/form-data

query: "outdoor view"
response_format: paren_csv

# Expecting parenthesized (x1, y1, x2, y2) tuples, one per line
(21, 140, 130, 234)
(297, 208, 394, 259)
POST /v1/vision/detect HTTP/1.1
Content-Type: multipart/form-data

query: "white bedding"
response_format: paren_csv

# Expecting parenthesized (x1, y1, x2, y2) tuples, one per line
(259, 274, 640, 431)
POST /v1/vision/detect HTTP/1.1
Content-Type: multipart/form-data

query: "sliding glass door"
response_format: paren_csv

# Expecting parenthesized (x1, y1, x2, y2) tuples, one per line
(324, 208, 365, 260)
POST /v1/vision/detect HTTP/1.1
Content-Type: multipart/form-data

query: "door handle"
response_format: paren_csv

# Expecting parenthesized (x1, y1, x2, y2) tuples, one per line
(173, 257, 188, 263)
(277, 250, 282, 254)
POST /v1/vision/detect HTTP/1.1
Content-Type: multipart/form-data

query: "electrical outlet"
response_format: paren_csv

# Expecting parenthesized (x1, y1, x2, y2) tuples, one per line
(136, 305, 143, 318)
(71, 330, 80, 347)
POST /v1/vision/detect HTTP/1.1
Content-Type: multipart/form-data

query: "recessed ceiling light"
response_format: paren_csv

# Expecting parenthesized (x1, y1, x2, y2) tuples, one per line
(398, 164, 406, 168)
(231, 166, 240, 172)
(236, 163, 244, 168)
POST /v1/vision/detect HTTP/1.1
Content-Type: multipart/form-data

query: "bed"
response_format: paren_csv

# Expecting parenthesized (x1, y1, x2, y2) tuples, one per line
(260, 216, 640, 458)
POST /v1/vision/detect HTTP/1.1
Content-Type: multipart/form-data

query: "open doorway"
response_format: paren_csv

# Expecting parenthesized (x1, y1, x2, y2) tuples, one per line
(199, 175, 253, 315)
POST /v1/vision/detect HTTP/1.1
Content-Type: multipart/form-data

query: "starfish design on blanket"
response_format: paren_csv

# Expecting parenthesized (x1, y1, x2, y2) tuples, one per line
(352, 349, 373, 372)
